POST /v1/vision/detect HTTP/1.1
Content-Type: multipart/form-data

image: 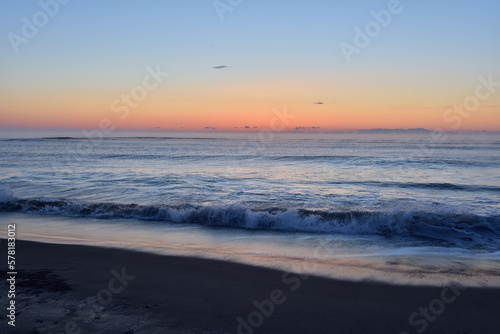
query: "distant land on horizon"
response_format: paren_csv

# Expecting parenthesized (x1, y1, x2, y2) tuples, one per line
(1, 128, 499, 140)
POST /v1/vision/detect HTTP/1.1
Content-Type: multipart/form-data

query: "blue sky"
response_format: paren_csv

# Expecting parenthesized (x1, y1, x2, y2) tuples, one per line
(1, 0, 499, 131)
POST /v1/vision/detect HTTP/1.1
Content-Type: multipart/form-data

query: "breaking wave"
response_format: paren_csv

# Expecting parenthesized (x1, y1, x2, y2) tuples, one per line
(1, 196, 499, 249)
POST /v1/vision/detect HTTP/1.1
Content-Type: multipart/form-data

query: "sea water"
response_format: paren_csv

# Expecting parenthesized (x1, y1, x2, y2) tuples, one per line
(1, 132, 499, 286)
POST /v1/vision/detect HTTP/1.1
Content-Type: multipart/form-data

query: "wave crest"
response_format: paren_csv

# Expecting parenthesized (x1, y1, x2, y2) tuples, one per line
(0, 186, 14, 203)
(1, 197, 499, 249)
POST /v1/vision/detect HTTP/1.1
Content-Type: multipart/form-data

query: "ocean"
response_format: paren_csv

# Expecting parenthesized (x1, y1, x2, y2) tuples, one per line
(1, 132, 499, 286)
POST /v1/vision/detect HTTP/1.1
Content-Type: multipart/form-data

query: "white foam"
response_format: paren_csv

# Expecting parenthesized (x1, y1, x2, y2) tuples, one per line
(0, 185, 13, 203)
(3, 211, 500, 287)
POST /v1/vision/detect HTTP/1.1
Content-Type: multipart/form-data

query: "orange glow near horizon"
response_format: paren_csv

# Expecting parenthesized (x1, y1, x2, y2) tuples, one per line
(2, 105, 500, 132)
(2, 1, 500, 134)
(1, 79, 500, 132)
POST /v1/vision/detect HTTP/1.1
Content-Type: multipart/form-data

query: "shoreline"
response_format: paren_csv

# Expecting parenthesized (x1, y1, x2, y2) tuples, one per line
(1, 239, 500, 333)
(3, 212, 500, 289)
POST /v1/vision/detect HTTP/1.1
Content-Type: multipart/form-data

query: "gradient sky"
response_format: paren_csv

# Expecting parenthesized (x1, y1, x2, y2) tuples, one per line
(1, 0, 499, 132)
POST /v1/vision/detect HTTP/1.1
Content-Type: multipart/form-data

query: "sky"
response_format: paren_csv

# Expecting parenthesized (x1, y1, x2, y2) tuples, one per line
(0, 0, 499, 133)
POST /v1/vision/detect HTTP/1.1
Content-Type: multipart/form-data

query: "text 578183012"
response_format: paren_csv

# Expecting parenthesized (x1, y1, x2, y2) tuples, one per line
(7, 223, 17, 327)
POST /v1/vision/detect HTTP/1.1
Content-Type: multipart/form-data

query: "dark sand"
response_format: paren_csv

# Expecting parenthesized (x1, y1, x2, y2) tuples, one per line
(2, 239, 500, 334)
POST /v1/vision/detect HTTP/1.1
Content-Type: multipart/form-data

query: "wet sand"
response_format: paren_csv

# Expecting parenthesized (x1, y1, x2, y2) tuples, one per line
(2, 239, 500, 333)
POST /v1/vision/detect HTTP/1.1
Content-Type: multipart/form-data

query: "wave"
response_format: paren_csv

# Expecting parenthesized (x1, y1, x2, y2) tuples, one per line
(25, 151, 497, 169)
(40, 137, 235, 141)
(271, 155, 359, 161)
(327, 181, 500, 193)
(1, 196, 499, 249)
(0, 186, 13, 203)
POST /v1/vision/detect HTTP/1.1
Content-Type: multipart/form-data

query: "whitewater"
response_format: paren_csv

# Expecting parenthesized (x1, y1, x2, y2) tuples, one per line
(1, 132, 499, 286)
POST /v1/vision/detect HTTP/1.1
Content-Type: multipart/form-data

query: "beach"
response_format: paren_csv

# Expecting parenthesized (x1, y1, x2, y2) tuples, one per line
(1, 135, 499, 333)
(3, 239, 500, 334)
(2, 0, 500, 332)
